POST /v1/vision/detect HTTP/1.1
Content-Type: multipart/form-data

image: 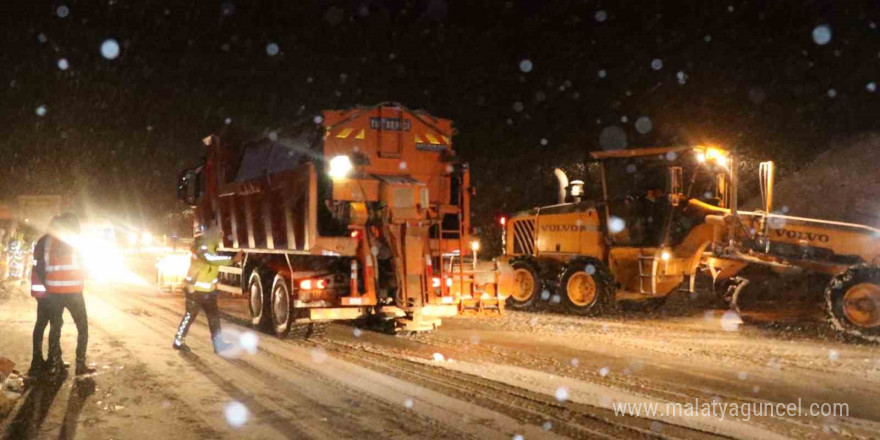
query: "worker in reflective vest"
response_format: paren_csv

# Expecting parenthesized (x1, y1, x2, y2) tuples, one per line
(28, 218, 65, 377)
(43, 213, 96, 378)
(172, 226, 240, 353)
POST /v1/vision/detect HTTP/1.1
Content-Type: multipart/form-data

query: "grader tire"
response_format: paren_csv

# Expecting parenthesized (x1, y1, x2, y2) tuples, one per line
(826, 265, 880, 342)
(559, 258, 616, 316)
(506, 261, 542, 310)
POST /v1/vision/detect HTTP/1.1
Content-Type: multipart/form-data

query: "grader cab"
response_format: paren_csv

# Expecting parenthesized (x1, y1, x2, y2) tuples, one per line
(501, 146, 732, 314)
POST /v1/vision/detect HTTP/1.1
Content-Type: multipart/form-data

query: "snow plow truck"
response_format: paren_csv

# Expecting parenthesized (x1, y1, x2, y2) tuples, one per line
(176, 103, 506, 337)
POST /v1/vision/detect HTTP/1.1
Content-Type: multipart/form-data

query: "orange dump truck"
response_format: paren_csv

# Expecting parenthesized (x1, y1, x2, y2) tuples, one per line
(177, 103, 505, 336)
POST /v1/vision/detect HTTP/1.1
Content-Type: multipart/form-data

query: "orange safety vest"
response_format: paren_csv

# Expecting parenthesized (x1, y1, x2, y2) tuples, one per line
(44, 236, 85, 294)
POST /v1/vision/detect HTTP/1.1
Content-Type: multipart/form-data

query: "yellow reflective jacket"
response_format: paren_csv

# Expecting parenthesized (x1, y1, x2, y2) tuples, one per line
(185, 233, 233, 293)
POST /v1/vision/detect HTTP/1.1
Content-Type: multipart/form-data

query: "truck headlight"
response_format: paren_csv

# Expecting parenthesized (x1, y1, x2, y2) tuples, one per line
(328, 155, 353, 179)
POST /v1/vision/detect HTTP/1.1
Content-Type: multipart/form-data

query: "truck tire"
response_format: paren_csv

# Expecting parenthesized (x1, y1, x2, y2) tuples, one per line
(506, 261, 542, 310)
(248, 272, 271, 331)
(826, 265, 880, 342)
(559, 258, 615, 316)
(270, 275, 293, 337)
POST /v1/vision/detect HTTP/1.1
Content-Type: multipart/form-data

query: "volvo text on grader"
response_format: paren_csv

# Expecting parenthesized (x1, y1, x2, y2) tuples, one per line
(501, 145, 880, 341)
(176, 103, 505, 337)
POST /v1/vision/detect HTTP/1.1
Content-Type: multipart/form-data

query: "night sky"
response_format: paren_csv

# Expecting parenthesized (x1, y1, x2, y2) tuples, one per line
(2, 1, 878, 238)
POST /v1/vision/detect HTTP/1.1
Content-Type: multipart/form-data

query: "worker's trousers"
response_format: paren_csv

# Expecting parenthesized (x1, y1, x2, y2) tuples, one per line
(174, 290, 222, 348)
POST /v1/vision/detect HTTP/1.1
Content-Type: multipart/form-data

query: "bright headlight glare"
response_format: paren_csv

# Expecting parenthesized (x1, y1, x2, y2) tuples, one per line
(328, 155, 353, 179)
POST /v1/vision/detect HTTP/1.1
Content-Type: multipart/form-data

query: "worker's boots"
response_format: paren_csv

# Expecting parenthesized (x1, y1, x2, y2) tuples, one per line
(172, 339, 191, 352)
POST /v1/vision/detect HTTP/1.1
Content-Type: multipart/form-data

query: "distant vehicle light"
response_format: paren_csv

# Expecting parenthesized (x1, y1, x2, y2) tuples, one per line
(470, 240, 480, 252)
(316, 279, 327, 290)
(432, 277, 441, 288)
(128, 232, 138, 245)
(328, 155, 353, 179)
(661, 250, 671, 261)
(142, 232, 153, 245)
(445, 277, 453, 287)
(499, 216, 507, 226)
(300, 279, 312, 290)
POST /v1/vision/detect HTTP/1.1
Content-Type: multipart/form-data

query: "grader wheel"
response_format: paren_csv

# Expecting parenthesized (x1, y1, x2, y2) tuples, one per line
(826, 265, 880, 342)
(506, 261, 541, 310)
(560, 258, 615, 316)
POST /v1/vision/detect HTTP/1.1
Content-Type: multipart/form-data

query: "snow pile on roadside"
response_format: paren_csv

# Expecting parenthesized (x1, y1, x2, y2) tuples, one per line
(755, 133, 880, 227)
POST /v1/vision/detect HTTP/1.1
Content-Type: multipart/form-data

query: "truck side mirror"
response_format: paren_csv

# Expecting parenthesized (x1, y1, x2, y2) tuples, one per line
(177, 168, 201, 206)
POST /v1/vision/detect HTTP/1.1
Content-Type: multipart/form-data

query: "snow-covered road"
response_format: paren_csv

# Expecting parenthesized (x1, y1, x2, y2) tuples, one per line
(2, 274, 879, 439)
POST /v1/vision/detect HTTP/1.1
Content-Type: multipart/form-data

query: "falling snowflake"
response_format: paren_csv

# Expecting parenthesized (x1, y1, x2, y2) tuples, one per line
(404, 398, 414, 408)
(239, 332, 259, 354)
(554, 387, 569, 402)
(737, 371, 748, 380)
(101, 39, 120, 59)
(224, 117, 232, 125)
(519, 59, 533, 73)
(57, 58, 69, 70)
(540, 138, 548, 146)
(313, 115, 324, 124)
(720, 310, 742, 331)
(432, 352, 445, 362)
(513, 101, 524, 112)
(827, 88, 837, 98)
(56, 5, 69, 18)
(585, 264, 596, 275)
(310, 347, 328, 363)
(650, 59, 663, 70)
(599, 367, 609, 377)
(635, 116, 653, 134)
(867, 82, 877, 93)
(594, 10, 607, 22)
(598, 69, 607, 78)
(625, 164, 636, 173)
(224, 401, 250, 427)
(828, 350, 839, 361)
(266, 43, 280, 56)
(607, 216, 626, 234)
(812, 25, 832, 45)
(35, 105, 47, 116)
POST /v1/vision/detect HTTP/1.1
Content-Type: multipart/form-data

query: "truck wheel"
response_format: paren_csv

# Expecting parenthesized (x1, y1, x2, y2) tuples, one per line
(248, 272, 271, 330)
(270, 275, 293, 337)
(560, 259, 614, 316)
(826, 265, 880, 342)
(506, 261, 541, 310)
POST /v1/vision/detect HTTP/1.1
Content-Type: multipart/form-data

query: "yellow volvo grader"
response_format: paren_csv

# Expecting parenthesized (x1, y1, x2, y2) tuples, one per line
(501, 146, 730, 314)
(501, 145, 880, 341)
